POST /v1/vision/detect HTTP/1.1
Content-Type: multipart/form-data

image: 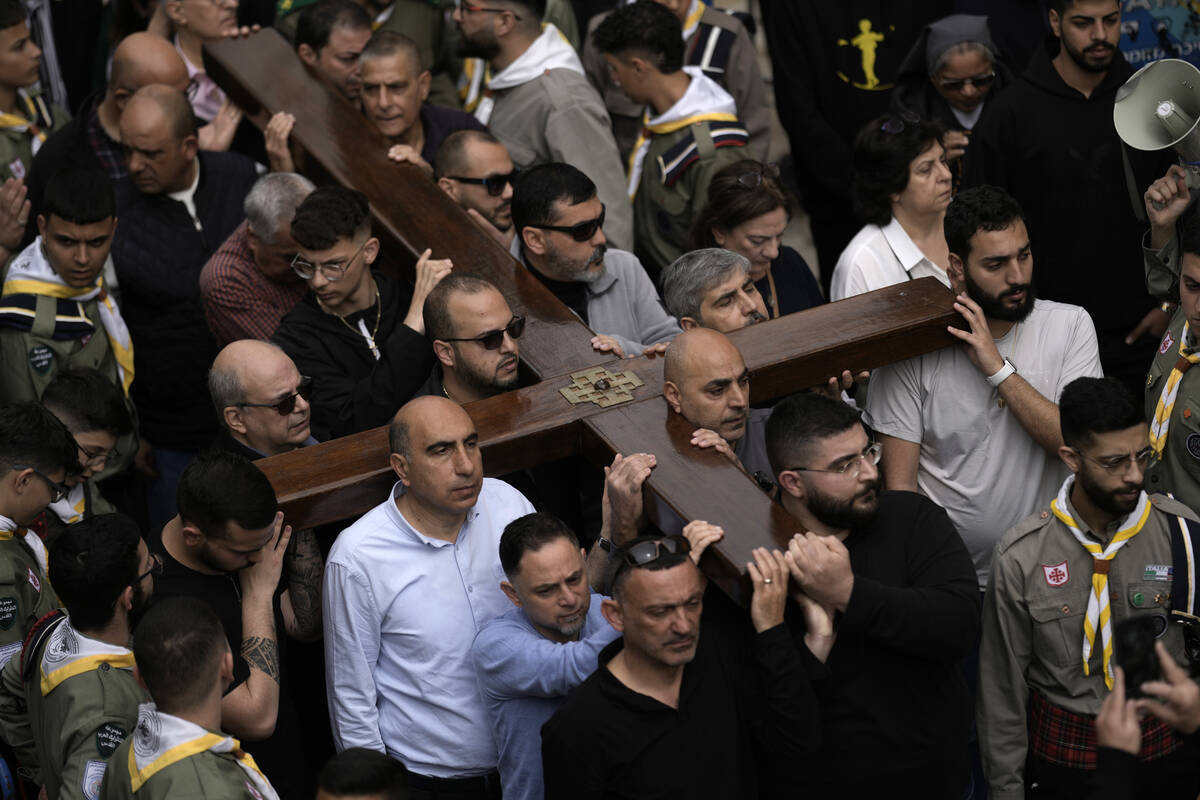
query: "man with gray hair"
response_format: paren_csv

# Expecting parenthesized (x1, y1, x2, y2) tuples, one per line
(208, 339, 317, 460)
(661, 247, 769, 333)
(200, 172, 316, 346)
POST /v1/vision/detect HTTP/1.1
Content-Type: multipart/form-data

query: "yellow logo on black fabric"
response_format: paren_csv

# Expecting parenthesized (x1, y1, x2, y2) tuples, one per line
(837, 19, 895, 91)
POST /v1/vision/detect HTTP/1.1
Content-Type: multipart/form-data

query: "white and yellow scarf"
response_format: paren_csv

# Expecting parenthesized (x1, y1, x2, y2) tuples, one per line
(1151, 321, 1200, 458)
(2, 237, 134, 394)
(1050, 477, 1152, 689)
(626, 66, 737, 198)
(462, 23, 582, 123)
(0, 513, 48, 577)
(0, 89, 53, 156)
(39, 615, 134, 696)
(127, 703, 279, 798)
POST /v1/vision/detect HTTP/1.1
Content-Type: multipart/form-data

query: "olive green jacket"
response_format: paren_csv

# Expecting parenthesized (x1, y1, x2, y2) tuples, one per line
(0, 88, 68, 183)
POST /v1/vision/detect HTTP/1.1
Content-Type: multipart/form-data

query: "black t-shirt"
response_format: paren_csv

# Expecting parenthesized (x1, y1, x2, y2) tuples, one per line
(148, 526, 309, 800)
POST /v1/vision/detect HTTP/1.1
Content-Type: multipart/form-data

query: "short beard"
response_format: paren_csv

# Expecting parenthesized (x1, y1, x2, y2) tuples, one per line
(964, 270, 1035, 323)
(545, 243, 607, 283)
(1076, 469, 1141, 518)
(453, 347, 519, 398)
(557, 615, 586, 638)
(805, 479, 881, 530)
(129, 582, 150, 628)
(1063, 39, 1114, 74)
(456, 33, 500, 61)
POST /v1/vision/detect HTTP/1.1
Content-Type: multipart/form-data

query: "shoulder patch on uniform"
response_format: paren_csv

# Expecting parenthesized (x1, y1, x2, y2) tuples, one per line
(657, 121, 749, 186)
(25, 568, 38, 593)
(1187, 433, 1200, 461)
(1150, 492, 1200, 522)
(0, 597, 17, 631)
(95, 723, 127, 757)
(1161, 329, 1176, 355)
(82, 759, 105, 800)
(244, 780, 264, 800)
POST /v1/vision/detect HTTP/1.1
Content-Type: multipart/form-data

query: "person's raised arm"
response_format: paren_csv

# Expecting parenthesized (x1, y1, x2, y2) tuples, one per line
(587, 452, 655, 590)
(280, 527, 322, 643)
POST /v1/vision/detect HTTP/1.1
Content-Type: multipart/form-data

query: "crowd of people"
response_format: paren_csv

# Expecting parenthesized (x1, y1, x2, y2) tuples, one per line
(0, 0, 1198, 798)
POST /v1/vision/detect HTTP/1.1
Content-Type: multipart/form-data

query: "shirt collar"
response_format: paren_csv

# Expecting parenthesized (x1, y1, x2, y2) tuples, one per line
(383, 480, 481, 548)
(880, 216, 929, 273)
(167, 158, 201, 204)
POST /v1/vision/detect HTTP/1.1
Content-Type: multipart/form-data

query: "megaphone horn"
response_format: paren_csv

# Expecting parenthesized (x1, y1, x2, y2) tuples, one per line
(1114, 58, 1200, 172)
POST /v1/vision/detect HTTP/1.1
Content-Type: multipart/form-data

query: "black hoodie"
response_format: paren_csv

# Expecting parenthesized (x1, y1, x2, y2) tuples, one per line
(964, 43, 1172, 341)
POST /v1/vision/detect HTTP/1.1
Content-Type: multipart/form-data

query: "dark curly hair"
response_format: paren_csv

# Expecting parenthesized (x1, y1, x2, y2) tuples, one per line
(591, 1, 684, 73)
(290, 185, 371, 250)
(943, 184, 1026, 264)
(691, 160, 789, 249)
(851, 114, 944, 226)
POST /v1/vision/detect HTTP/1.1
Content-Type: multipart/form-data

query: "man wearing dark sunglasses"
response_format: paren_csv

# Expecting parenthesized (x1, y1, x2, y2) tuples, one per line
(422, 274, 522, 405)
(435, 130, 518, 249)
(512, 163, 679, 360)
(542, 530, 823, 797)
(0, 403, 79, 666)
(0, 513, 155, 800)
(766, 391, 979, 798)
(209, 340, 318, 461)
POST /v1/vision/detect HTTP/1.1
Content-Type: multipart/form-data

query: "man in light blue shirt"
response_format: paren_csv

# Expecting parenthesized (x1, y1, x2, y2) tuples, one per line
(471, 512, 619, 800)
(322, 395, 535, 794)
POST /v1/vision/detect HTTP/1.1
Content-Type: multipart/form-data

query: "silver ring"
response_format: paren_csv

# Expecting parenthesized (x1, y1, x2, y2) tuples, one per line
(762, 577, 772, 584)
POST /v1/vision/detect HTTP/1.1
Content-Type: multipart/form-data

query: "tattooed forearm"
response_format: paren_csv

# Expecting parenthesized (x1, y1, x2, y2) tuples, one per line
(285, 527, 323, 641)
(240, 636, 280, 684)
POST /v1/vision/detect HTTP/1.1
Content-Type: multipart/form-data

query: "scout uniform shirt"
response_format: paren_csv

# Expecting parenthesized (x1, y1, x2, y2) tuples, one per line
(0, 614, 144, 800)
(101, 704, 280, 800)
(1145, 307, 1200, 512)
(0, 516, 57, 667)
(0, 87, 67, 184)
(628, 67, 750, 276)
(978, 485, 1194, 800)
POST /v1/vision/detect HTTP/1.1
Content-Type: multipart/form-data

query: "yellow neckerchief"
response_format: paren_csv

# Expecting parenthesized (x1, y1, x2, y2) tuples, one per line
(0, 90, 46, 144)
(4, 239, 135, 394)
(0, 515, 48, 582)
(47, 484, 86, 525)
(128, 704, 277, 797)
(1050, 477, 1152, 689)
(459, 23, 576, 115)
(1151, 320, 1200, 458)
(680, 0, 704, 39)
(625, 66, 737, 198)
(39, 617, 135, 696)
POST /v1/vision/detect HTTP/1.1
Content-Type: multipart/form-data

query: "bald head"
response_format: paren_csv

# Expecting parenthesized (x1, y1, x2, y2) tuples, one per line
(120, 85, 200, 196)
(389, 396, 471, 458)
(663, 329, 750, 443)
(109, 34, 189, 102)
(122, 84, 197, 140)
(388, 396, 483, 516)
(209, 341, 312, 457)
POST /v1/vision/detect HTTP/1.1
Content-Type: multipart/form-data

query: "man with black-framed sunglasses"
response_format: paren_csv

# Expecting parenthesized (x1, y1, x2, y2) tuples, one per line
(209, 340, 319, 461)
(511, 163, 679, 361)
(435, 130, 518, 249)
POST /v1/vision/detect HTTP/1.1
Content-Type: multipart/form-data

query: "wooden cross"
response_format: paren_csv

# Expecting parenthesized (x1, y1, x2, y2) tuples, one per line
(204, 32, 960, 602)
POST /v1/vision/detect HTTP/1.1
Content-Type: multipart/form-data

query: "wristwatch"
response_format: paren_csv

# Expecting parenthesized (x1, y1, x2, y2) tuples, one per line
(987, 358, 1017, 388)
(597, 536, 613, 553)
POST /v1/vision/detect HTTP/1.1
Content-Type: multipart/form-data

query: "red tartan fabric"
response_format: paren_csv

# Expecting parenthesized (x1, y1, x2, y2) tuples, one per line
(1029, 690, 1180, 769)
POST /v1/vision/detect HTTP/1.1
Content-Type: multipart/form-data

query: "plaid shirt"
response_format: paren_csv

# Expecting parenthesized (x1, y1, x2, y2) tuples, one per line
(84, 102, 126, 181)
(1029, 689, 1180, 769)
(198, 220, 307, 347)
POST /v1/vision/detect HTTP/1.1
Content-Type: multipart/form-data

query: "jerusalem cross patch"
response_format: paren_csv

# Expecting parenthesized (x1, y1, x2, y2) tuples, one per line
(1043, 561, 1069, 587)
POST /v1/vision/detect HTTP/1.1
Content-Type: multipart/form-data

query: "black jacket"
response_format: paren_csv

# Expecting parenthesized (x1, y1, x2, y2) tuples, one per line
(272, 271, 435, 441)
(111, 151, 259, 449)
(964, 44, 1172, 338)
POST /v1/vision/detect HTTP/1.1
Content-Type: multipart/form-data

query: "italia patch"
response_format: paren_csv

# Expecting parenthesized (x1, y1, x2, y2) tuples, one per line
(0, 597, 16, 631)
(1145, 564, 1174, 582)
(95, 723, 126, 757)
(1188, 433, 1200, 460)
(1161, 330, 1176, 355)
(27, 345, 52, 375)
(1043, 560, 1070, 587)
(81, 760, 105, 800)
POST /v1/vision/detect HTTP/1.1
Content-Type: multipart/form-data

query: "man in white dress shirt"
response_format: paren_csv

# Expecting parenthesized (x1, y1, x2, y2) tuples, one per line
(322, 395, 534, 798)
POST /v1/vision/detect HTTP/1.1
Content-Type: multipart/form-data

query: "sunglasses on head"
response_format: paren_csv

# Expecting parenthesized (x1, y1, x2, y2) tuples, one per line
(446, 170, 519, 197)
(235, 376, 314, 416)
(880, 111, 920, 135)
(938, 72, 996, 92)
(621, 535, 691, 567)
(530, 204, 606, 242)
(442, 315, 526, 350)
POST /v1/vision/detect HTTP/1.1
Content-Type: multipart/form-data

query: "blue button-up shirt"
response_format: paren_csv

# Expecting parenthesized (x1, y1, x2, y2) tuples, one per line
(323, 479, 535, 777)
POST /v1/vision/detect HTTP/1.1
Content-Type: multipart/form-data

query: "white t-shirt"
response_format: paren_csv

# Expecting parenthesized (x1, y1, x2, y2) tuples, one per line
(167, 160, 202, 232)
(863, 299, 1103, 587)
(830, 217, 951, 301)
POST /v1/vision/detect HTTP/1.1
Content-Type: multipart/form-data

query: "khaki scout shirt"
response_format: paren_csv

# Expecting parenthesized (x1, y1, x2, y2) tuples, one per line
(1144, 309, 1200, 513)
(634, 121, 749, 276)
(978, 492, 1195, 800)
(101, 734, 269, 800)
(0, 536, 56, 664)
(0, 616, 145, 800)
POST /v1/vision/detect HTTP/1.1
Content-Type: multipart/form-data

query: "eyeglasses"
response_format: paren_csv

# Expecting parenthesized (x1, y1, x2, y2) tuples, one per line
(938, 72, 996, 92)
(235, 376, 314, 416)
(735, 162, 781, 189)
(880, 111, 920, 135)
(291, 240, 367, 283)
(78, 442, 119, 470)
(1078, 446, 1159, 474)
(441, 315, 525, 349)
(446, 170, 519, 197)
(783, 442, 883, 480)
(9, 464, 70, 503)
(456, 0, 521, 18)
(137, 552, 164, 583)
(530, 204, 606, 242)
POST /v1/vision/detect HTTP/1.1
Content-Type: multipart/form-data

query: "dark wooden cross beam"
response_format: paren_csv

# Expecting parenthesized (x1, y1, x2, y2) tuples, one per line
(205, 32, 961, 602)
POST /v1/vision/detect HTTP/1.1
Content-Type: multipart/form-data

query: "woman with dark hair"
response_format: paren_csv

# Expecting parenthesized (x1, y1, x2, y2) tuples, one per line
(690, 160, 824, 319)
(891, 14, 1012, 174)
(831, 113, 952, 301)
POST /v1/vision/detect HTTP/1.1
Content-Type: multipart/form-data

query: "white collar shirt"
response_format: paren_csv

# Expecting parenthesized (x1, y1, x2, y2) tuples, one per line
(830, 217, 951, 301)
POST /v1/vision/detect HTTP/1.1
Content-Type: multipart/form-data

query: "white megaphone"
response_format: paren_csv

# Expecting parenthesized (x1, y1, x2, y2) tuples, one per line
(1115, 58, 1200, 192)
